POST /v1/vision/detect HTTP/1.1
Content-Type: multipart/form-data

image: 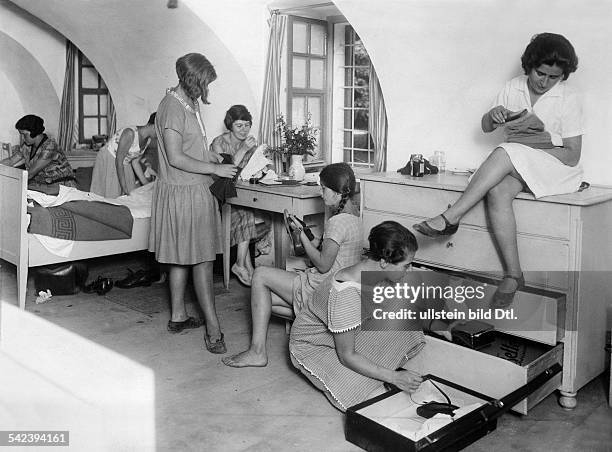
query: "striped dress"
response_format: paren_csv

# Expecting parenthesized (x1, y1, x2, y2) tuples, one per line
(289, 273, 425, 411)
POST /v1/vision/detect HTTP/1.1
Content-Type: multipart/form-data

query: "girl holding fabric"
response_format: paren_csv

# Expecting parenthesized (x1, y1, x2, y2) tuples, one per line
(210, 105, 260, 286)
(289, 221, 425, 411)
(414, 33, 582, 306)
(1, 115, 77, 192)
(148, 52, 237, 354)
(222, 162, 363, 368)
(90, 113, 157, 198)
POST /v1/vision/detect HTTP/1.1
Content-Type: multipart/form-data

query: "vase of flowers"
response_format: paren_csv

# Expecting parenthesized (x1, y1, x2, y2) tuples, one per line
(268, 115, 318, 180)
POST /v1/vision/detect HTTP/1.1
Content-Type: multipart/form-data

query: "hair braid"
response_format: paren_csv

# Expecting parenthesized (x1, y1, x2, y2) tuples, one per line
(335, 191, 349, 215)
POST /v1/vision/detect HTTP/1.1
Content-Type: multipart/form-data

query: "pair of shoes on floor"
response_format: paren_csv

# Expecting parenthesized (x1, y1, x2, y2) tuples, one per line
(283, 209, 315, 256)
(491, 273, 525, 307)
(83, 276, 114, 295)
(204, 332, 227, 354)
(167, 316, 203, 333)
(413, 213, 459, 237)
(231, 263, 252, 286)
(115, 268, 158, 289)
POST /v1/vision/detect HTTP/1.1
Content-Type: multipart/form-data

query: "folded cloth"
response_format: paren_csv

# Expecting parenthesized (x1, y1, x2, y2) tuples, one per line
(28, 200, 133, 241)
(210, 145, 260, 205)
(505, 113, 554, 149)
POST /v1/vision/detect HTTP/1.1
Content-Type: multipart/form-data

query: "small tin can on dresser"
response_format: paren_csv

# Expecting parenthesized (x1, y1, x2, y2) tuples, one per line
(409, 154, 425, 177)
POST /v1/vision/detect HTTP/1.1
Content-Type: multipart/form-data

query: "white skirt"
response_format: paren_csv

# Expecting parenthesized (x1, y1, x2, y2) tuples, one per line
(496, 142, 583, 199)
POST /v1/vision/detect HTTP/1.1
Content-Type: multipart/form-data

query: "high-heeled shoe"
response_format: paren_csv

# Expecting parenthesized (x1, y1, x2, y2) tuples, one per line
(283, 209, 305, 256)
(413, 213, 459, 237)
(491, 273, 525, 307)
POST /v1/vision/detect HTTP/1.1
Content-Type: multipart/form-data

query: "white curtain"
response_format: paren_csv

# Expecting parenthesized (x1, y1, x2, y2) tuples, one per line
(58, 40, 78, 153)
(108, 95, 116, 137)
(258, 11, 287, 172)
(368, 65, 388, 172)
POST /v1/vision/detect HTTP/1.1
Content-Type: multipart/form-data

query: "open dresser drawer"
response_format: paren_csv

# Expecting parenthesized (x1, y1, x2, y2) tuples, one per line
(403, 335, 563, 415)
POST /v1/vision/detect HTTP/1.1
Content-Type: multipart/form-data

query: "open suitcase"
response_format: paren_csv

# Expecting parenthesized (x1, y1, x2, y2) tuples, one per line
(346, 363, 561, 451)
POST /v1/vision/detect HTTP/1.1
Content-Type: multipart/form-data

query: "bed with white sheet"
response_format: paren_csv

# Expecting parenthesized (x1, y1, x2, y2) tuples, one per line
(0, 165, 152, 309)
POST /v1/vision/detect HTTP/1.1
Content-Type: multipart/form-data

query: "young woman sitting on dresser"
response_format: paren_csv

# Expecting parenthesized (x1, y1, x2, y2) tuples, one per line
(414, 32, 582, 307)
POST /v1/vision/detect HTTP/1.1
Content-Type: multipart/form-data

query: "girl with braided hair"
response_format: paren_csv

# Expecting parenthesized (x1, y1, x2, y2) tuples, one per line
(223, 162, 363, 368)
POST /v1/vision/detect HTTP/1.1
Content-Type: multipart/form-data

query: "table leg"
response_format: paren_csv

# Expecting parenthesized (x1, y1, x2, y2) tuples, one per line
(272, 213, 290, 270)
(222, 203, 231, 289)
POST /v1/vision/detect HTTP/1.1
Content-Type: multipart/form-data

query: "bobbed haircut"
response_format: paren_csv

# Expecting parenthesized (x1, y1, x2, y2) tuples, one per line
(365, 221, 418, 264)
(224, 105, 252, 130)
(176, 53, 217, 104)
(319, 162, 356, 215)
(521, 33, 578, 80)
(15, 114, 45, 137)
(147, 112, 157, 125)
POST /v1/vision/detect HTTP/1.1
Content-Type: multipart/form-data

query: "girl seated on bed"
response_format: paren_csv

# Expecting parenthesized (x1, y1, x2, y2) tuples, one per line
(1, 115, 77, 193)
(90, 113, 158, 198)
(222, 162, 363, 368)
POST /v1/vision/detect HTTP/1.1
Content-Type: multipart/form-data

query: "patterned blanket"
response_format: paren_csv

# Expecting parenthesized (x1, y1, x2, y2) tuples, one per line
(28, 200, 133, 241)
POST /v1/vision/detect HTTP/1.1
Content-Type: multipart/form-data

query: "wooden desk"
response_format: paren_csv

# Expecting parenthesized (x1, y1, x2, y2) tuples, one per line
(360, 172, 612, 411)
(222, 182, 325, 288)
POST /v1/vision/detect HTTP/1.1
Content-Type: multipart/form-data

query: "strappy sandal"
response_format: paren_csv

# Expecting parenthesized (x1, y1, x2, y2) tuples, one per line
(204, 333, 227, 354)
(413, 213, 459, 237)
(491, 273, 525, 308)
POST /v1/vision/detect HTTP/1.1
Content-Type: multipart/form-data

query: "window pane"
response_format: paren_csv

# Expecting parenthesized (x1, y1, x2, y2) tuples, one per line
(82, 67, 99, 88)
(99, 119, 108, 136)
(83, 95, 99, 116)
(354, 88, 369, 108)
(82, 54, 92, 66)
(355, 46, 369, 66)
(344, 88, 352, 108)
(354, 110, 368, 130)
(99, 95, 108, 115)
(354, 150, 370, 164)
(354, 131, 370, 149)
(344, 109, 352, 129)
(100, 77, 107, 90)
(307, 97, 321, 128)
(344, 148, 352, 162)
(292, 57, 307, 88)
(310, 59, 324, 89)
(293, 22, 308, 53)
(83, 118, 99, 139)
(292, 97, 306, 128)
(355, 67, 369, 87)
(310, 24, 326, 55)
(343, 131, 352, 147)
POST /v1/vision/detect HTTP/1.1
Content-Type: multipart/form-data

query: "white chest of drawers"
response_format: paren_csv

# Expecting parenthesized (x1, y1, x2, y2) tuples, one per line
(360, 171, 612, 410)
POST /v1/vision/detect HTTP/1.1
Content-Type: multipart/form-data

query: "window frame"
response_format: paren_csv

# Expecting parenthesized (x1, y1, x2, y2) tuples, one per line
(286, 15, 328, 161)
(77, 51, 110, 144)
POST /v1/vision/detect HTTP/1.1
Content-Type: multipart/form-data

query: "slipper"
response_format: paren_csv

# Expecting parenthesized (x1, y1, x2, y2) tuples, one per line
(204, 333, 227, 354)
(167, 316, 203, 333)
(231, 263, 252, 286)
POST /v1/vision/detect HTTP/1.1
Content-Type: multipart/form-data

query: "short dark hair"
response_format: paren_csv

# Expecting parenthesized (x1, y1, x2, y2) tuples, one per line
(521, 33, 578, 80)
(365, 221, 418, 264)
(176, 53, 217, 104)
(15, 114, 45, 137)
(224, 105, 252, 130)
(147, 112, 156, 125)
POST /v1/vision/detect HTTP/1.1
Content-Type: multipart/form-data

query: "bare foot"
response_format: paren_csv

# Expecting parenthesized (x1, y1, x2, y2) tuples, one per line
(222, 349, 268, 368)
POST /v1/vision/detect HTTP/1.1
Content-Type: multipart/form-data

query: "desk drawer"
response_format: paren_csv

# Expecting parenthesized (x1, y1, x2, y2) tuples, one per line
(362, 181, 572, 240)
(405, 335, 563, 414)
(231, 188, 294, 212)
(363, 211, 571, 290)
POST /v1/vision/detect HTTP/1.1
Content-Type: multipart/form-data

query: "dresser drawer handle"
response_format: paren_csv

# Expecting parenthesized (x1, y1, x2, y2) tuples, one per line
(253, 197, 258, 202)
(446, 241, 454, 248)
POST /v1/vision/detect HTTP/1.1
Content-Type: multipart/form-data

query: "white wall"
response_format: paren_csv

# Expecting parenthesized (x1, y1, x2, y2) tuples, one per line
(0, 0, 64, 143)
